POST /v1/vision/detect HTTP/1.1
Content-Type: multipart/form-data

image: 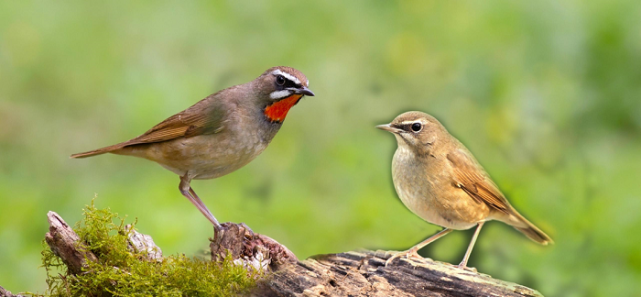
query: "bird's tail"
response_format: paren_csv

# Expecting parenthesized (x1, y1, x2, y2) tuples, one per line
(70, 143, 126, 158)
(509, 211, 554, 245)
(515, 224, 553, 245)
(497, 208, 553, 245)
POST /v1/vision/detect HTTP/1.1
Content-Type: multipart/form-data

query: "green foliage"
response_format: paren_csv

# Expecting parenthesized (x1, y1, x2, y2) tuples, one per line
(41, 202, 257, 296)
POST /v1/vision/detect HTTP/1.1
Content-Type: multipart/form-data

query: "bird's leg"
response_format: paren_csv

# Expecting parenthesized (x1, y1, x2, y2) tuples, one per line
(457, 221, 485, 269)
(385, 228, 453, 267)
(188, 187, 222, 228)
(179, 175, 222, 229)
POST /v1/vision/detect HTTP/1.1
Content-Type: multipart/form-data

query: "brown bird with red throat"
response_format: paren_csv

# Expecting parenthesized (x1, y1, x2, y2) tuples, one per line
(71, 66, 314, 230)
(378, 111, 552, 269)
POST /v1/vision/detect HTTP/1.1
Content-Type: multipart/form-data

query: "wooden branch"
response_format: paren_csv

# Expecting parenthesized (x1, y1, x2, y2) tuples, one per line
(255, 250, 543, 297)
(44, 211, 98, 274)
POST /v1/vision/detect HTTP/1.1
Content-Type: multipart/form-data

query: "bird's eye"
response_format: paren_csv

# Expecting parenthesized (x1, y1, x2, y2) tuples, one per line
(276, 75, 286, 85)
(411, 122, 422, 132)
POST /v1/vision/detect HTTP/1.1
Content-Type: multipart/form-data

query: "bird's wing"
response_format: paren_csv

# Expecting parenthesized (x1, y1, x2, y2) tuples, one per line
(126, 103, 226, 146)
(120, 97, 227, 148)
(70, 94, 230, 158)
(446, 149, 511, 213)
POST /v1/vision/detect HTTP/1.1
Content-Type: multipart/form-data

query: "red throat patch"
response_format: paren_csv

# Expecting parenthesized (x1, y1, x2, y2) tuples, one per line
(264, 94, 302, 122)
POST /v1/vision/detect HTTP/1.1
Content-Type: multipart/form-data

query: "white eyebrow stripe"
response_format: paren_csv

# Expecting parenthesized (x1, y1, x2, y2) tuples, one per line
(270, 90, 293, 99)
(400, 120, 421, 126)
(272, 69, 301, 85)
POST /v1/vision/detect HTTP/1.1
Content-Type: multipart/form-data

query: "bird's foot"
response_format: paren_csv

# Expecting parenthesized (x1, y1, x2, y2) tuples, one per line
(239, 222, 254, 234)
(213, 222, 254, 240)
(385, 248, 423, 267)
(212, 223, 223, 235)
(456, 263, 478, 273)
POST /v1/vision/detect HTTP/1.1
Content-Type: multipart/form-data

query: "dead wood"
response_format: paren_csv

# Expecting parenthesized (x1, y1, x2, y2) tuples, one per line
(253, 251, 543, 297)
(38, 212, 543, 297)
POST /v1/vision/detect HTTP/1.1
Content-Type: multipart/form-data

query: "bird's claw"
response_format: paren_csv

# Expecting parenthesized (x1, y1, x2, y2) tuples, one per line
(456, 263, 478, 272)
(239, 222, 254, 234)
(384, 249, 422, 267)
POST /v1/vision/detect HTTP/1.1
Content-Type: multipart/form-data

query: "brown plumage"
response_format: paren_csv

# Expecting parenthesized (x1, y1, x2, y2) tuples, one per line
(377, 111, 552, 269)
(72, 66, 314, 228)
(71, 96, 227, 158)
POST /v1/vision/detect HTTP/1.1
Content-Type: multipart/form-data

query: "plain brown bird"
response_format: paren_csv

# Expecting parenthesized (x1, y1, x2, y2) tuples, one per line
(377, 111, 552, 268)
(71, 66, 314, 229)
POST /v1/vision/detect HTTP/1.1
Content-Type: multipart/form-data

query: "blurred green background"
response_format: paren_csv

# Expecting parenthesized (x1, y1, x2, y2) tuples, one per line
(1, 0, 640, 296)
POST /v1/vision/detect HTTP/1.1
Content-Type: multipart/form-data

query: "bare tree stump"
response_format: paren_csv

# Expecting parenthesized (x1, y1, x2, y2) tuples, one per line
(210, 222, 298, 272)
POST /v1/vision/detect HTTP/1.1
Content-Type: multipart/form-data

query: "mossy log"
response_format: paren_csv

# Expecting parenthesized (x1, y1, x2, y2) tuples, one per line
(37, 211, 543, 297)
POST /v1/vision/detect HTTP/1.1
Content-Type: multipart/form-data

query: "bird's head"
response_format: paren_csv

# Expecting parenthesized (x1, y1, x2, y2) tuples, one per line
(377, 111, 447, 155)
(255, 66, 314, 123)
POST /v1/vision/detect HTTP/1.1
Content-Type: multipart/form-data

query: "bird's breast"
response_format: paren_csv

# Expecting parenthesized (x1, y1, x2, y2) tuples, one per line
(192, 131, 269, 179)
(391, 149, 488, 230)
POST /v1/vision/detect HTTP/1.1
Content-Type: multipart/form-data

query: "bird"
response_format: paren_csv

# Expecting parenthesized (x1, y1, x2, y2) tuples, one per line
(71, 66, 314, 230)
(377, 111, 552, 269)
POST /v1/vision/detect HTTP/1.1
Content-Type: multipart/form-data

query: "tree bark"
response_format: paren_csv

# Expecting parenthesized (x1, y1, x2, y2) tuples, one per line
(254, 250, 543, 297)
(44, 211, 99, 275)
(210, 222, 298, 272)
(35, 212, 543, 297)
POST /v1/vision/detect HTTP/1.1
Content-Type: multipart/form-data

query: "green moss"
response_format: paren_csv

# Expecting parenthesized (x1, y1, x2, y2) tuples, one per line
(41, 200, 258, 296)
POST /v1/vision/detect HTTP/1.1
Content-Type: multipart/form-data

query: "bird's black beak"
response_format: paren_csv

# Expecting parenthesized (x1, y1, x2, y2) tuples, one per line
(289, 87, 315, 97)
(376, 123, 403, 134)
